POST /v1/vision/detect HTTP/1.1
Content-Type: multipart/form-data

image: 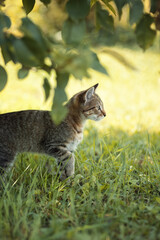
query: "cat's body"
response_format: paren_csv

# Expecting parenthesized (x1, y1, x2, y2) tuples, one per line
(0, 84, 106, 180)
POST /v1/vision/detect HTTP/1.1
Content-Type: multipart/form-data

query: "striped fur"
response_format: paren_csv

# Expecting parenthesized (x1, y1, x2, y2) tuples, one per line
(0, 84, 106, 180)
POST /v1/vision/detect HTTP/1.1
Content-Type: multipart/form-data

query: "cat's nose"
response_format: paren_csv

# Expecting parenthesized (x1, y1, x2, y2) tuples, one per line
(102, 110, 106, 117)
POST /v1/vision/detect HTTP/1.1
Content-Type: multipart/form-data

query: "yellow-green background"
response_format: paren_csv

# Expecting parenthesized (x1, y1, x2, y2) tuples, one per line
(0, 0, 160, 133)
(1, 47, 160, 132)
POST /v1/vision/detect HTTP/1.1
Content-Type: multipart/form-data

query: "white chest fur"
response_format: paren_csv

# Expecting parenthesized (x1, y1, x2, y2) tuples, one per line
(67, 132, 83, 152)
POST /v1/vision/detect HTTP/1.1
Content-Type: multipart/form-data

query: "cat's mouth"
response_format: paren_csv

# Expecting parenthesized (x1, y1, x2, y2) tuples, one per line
(87, 114, 106, 121)
(96, 115, 106, 121)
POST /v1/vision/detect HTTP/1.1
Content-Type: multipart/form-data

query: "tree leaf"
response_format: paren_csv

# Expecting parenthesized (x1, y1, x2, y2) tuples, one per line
(63, 48, 91, 79)
(20, 18, 49, 63)
(114, 0, 127, 20)
(43, 77, 51, 101)
(66, 0, 90, 21)
(51, 104, 68, 125)
(12, 38, 40, 67)
(1, 42, 11, 64)
(0, 14, 12, 64)
(0, 65, 7, 91)
(20, 18, 48, 52)
(135, 14, 156, 50)
(51, 45, 91, 79)
(1, 18, 48, 67)
(22, 36, 46, 63)
(129, 0, 144, 25)
(1, 35, 19, 64)
(150, 0, 160, 13)
(0, 33, 12, 64)
(22, 0, 35, 14)
(51, 72, 69, 124)
(62, 19, 86, 45)
(91, 51, 108, 76)
(53, 72, 69, 104)
(90, 0, 97, 8)
(18, 68, 29, 79)
(155, 13, 160, 30)
(0, 12, 11, 31)
(40, 0, 51, 5)
(104, 1, 116, 16)
(0, 0, 6, 7)
(96, 2, 114, 33)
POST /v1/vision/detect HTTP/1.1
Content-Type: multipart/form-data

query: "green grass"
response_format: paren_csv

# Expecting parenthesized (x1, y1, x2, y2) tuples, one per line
(0, 128, 160, 240)
(0, 46, 160, 239)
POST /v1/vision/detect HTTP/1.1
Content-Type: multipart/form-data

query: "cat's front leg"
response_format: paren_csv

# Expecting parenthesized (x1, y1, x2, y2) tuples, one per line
(47, 147, 75, 180)
(58, 153, 75, 181)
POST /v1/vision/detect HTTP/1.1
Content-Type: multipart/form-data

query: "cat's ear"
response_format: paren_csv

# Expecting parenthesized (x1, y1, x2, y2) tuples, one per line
(84, 83, 98, 104)
(85, 87, 94, 103)
(93, 83, 99, 90)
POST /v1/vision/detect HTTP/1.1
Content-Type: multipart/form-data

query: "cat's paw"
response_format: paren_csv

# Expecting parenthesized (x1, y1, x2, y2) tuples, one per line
(59, 172, 73, 181)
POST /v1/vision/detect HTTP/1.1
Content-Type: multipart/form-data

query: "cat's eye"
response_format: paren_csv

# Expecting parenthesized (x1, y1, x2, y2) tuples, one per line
(83, 106, 95, 112)
(98, 106, 101, 110)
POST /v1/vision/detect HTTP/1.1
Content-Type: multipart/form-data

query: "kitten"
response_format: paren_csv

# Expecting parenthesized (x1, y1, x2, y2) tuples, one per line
(0, 83, 106, 180)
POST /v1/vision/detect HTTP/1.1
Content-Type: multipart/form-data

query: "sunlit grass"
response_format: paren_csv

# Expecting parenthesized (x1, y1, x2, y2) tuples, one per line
(0, 46, 160, 240)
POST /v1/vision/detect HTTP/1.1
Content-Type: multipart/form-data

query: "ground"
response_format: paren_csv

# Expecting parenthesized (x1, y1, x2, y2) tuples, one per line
(0, 46, 160, 240)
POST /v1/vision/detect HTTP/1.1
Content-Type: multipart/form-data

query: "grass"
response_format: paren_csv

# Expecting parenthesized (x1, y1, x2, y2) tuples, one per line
(1, 129, 160, 240)
(0, 46, 160, 239)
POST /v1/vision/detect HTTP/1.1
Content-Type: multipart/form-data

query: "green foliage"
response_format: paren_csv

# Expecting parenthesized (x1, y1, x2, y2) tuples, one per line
(0, 12, 11, 30)
(129, 0, 144, 25)
(20, 17, 49, 67)
(0, 0, 159, 121)
(66, 0, 90, 21)
(0, 0, 5, 6)
(96, 2, 114, 33)
(135, 14, 156, 50)
(0, 65, 7, 91)
(0, 13, 12, 64)
(0, 15, 50, 68)
(90, 50, 109, 75)
(17, 68, 29, 79)
(40, 0, 51, 6)
(43, 77, 51, 101)
(114, 0, 127, 19)
(13, 38, 40, 67)
(102, 0, 117, 16)
(62, 19, 86, 45)
(150, 0, 159, 13)
(51, 72, 69, 124)
(20, 18, 49, 55)
(22, 0, 35, 14)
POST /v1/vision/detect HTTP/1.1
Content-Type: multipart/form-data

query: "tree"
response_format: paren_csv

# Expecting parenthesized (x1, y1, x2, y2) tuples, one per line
(0, 0, 159, 122)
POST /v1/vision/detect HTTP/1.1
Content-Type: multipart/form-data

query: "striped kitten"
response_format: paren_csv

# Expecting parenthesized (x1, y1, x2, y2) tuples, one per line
(0, 84, 106, 180)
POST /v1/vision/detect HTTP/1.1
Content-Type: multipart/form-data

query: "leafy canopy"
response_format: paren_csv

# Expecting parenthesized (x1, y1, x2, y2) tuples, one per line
(0, 0, 159, 122)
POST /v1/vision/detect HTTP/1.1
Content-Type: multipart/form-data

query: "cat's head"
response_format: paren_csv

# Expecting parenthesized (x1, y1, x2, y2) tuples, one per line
(70, 83, 106, 121)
